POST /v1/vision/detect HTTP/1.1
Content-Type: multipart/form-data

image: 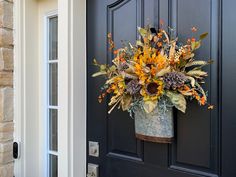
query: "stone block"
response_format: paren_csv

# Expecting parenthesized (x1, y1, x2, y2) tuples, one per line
(0, 28, 13, 48)
(0, 48, 13, 71)
(0, 72, 12, 86)
(0, 163, 13, 177)
(0, 1, 13, 29)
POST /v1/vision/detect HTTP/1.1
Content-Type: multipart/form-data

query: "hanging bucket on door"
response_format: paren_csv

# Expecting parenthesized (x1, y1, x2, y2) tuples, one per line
(134, 104, 174, 143)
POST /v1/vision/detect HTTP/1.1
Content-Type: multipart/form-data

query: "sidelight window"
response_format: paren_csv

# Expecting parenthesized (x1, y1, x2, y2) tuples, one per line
(47, 16, 58, 177)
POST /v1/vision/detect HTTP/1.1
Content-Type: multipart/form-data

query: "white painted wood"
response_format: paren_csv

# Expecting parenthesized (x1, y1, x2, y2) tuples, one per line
(58, 0, 87, 176)
(14, 0, 86, 176)
(14, 0, 40, 176)
(69, 0, 87, 176)
(13, 0, 25, 176)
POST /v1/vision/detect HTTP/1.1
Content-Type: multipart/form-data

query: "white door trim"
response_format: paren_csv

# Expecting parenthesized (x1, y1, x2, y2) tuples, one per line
(14, 0, 87, 176)
(13, 0, 25, 176)
(58, 0, 87, 176)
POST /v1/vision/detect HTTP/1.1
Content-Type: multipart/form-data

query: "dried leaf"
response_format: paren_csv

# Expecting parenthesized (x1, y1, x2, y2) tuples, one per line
(166, 91, 187, 113)
(93, 58, 98, 65)
(121, 71, 137, 79)
(143, 100, 157, 113)
(108, 96, 123, 114)
(92, 71, 107, 77)
(195, 82, 207, 99)
(169, 41, 176, 60)
(156, 66, 171, 77)
(199, 32, 208, 40)
(185, 60, 208, 67)
(121, 94, 132, 111)
(148, 34, 154, 41)
(187, 70, 208, 77)
(186, 76, 196, 87)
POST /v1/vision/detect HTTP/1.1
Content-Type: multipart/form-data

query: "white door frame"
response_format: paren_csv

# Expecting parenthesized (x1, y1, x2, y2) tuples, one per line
(14, 0, 86, 176)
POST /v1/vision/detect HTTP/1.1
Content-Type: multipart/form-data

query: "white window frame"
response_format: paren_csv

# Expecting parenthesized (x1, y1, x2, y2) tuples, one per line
(45, 12, 58, 177)
(14, 0, 87, 176)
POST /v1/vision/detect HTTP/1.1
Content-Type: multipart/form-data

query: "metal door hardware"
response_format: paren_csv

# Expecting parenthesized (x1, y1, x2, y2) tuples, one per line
(87, 163, 99, 177)
(89, 141, 99, 157)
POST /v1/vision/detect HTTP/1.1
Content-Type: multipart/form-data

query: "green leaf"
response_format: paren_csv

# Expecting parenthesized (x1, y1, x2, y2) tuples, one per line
(109, 65, 116, 72)
(138, 27, 147, 37)
(143, 100, 157, 114)
(191, 40, 201, 50)
(100, 64, 107, 70)
(136, 40, 144, 46)
(166, 91, 187, 113)
(199, 32, 208, 40)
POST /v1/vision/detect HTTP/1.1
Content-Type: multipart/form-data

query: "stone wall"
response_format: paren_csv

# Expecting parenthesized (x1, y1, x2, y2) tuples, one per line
(0, 0, 14, 176)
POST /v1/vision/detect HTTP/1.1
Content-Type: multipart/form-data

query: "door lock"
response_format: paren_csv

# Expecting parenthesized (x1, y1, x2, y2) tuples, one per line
(87, 163, 99, 177)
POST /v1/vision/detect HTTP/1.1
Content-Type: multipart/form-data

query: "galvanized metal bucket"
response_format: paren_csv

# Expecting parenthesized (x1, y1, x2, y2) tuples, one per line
(134, 105, 174, 143)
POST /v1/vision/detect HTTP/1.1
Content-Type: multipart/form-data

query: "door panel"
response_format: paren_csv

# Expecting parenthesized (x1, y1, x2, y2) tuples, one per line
(87, 0, 234, 176)
(169, 0, 220, 174)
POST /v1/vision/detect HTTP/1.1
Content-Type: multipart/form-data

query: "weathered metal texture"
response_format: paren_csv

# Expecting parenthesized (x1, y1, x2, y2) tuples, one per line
(134, 105, 174, 143)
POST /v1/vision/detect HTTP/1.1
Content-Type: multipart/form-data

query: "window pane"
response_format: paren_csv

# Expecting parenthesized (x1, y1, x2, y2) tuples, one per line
(49, 17, 58, 60)
(49, 109, 58, 151)
(49, 63, 58, 106)
(49, 154, 58, 177)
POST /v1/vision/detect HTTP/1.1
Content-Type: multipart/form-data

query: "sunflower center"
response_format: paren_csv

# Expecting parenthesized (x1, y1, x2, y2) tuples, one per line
(146, 82, 158, 95)
(146, 63, 154, 69)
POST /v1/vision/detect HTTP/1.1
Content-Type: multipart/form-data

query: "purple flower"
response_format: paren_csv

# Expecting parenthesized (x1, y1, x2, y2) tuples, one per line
(163, 72, 187, 90)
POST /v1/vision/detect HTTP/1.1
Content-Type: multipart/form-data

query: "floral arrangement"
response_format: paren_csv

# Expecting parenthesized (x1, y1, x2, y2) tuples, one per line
(92, 24, 213, 115)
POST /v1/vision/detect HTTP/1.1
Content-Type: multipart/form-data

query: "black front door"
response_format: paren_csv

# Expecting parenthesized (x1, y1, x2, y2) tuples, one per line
(87, 0, 236, 177)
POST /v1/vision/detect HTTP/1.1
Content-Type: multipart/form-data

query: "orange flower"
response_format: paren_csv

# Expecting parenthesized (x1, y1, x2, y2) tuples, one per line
(200, 97, 206, 105)
(157, 32, 163, 38)
(120, 58, 126, 63)
(150, 66, 157, 76)
(113, 50, 118, 55)
(191, 26, 197, 32)
(160, 19, 164, 26)
(183, 85, 190, 91)
(157, 42, 162, 47)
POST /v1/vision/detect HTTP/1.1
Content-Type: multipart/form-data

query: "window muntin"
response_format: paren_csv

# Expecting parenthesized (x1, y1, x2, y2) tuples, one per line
(47, 16, 58, 177)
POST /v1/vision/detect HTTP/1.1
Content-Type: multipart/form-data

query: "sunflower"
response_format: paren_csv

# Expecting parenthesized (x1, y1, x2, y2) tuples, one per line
(134, 62, 148, 85)
(140, 79, 164, 101)
(109, 76, 125, 95)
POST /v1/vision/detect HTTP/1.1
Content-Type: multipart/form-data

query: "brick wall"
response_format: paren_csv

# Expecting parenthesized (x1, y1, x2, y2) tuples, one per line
(0, 0, 14, 176)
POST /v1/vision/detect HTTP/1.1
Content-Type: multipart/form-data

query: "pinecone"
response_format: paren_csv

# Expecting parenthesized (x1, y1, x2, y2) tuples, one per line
(126, 80, 141, 95)
(163, 72, 187, 90)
